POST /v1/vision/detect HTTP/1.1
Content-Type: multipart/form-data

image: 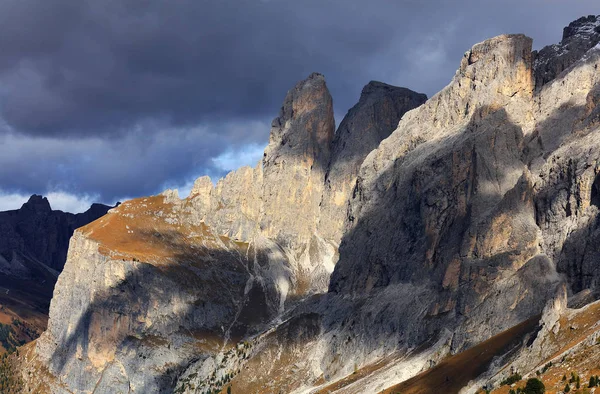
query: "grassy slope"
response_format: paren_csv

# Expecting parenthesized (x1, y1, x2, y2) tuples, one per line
(379, 317, 540, 394)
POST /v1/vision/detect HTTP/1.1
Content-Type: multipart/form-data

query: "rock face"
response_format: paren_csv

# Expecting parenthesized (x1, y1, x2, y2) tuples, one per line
(319, 81, 427, 243)
(533, 15, 600, 88)
(0, 195, 114, 272)
(28, 74, 425, 393)
(181, 73, 425, 296)
(23, 15, 600, 394)
(262, 72, 334, 247)
(35, 196, 293, 392)
(330, 34, 541, 351)
(196, 24, 600, 394)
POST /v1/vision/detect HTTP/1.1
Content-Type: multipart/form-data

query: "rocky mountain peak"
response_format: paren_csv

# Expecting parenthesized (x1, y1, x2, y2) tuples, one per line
(0, 195, 115, 271)
(534, 14, 600, 88)
(260, 73, 335, 247)
(458, 34, 534, 99)
(20, 15, 600, 394)
(359, 80, 420, 100)
(318, 81, 426, 242)
(21, 194, 51, 213)
(358, 81, 427, 113)
(265, 72, 334, 169)
(562, 14, 600, 42)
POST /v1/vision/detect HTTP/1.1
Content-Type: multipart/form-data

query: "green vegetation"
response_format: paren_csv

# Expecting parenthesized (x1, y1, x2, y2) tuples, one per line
(564, 383, 571, 392)
(507, 378, 545, 394)
(523, 378, 545, 394)
(569, 372, 578, 383)
(0, 323, 24, 354)
(589, 375, 599, 387)
(500, 373, 522, 386)
(536, 362, 552, 376)
(0, 355, 22, 393)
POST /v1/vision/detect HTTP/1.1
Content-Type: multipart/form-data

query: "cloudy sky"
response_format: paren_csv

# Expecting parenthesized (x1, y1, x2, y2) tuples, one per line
(0, 0, 597, 212)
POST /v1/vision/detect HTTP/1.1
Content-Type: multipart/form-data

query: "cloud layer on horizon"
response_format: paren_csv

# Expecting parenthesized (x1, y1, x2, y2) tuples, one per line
(0, 0, 597, 212)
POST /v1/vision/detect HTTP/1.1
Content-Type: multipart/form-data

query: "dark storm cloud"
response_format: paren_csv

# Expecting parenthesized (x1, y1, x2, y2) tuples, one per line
(0, 119, 267, 201)
(0, 0, 402, 136)
(0, 0, 597, 209)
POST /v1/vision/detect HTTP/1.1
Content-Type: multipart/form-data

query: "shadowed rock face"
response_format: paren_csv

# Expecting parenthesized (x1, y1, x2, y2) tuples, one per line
(24, 16, 600, 394)
(179, 27, 600, 394)
(25, 74, 426, 393)
(0, 196, 114, 355)
(35, 196, 295, 393)
(533, 14, 600, 89)
(0, 195, 114, 272)
(182, 74, 426, 296)
(319, 81, 427, 243)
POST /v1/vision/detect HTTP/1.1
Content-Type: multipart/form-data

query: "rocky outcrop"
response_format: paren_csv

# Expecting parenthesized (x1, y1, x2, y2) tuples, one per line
(261, 72, 334, 247)
(34, 195, 295, 392)
(533, 15, 600, 89)
(183, 74, 425, 296)
(0, 195, 114, 272)
(0, 196, 114, 354)
(330, 34, 541, 344)
(171, 35, 543, 394)
(27, 74, 425, 393)
(175, 25, 600, 394)
(23, 15, 600, 394)
(318, 81, 427, 243)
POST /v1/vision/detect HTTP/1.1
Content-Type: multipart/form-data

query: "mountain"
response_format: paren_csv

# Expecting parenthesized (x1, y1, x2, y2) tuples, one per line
(0, 196, 114, 354)
(13, 14, 600, 394)
(14, 75, 425, 393)
(0, 195, 116, 272)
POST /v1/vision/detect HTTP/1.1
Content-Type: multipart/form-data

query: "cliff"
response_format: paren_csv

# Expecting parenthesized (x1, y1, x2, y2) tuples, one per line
(19, 14, 600, 394)
(26, 74, 424, 392)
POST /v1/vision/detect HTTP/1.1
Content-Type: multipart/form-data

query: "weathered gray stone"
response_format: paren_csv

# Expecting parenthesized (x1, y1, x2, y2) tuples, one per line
(319, 81, 426, 243)
(23, 16, 600, 394)
(533, 14, 600, 89)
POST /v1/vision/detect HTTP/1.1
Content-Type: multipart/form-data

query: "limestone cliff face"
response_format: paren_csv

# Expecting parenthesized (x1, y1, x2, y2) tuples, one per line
(173, 21, 600, 394)
(35, 195, 294, 393)
(27, 72, 425, 393)
(0, 196, 114, 356)
(259, 73, 336, 294)
(262, 72, 334, 247)
(318, 81, 427, 243)
(332, 33, 537, 308)
(26, 15, 600, 394)
(182, 73, 424, 296)
(327, 35, 551, 360)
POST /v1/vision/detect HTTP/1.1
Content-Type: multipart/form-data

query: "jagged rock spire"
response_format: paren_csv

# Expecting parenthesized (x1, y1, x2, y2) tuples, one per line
(260, 72, 335, 247)
(533, 14, 600, 88)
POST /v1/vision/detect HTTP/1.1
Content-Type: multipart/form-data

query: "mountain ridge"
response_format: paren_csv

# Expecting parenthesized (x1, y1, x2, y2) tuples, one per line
(0, 195, 115, 355)
(13, 14, 600, 394)
(0, 194, 116, 271)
